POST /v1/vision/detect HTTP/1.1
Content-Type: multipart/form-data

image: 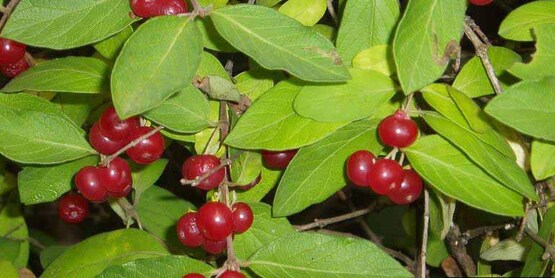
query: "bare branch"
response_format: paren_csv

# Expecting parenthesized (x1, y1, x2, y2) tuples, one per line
(417, 189, 430, 278)
(295, 201, 378, 231)
(0, 0, 21, 33)
(446, 225, 476, 276)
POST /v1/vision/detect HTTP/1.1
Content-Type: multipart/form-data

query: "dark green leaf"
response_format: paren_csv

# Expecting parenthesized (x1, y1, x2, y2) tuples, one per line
(97, 255, 214, 278)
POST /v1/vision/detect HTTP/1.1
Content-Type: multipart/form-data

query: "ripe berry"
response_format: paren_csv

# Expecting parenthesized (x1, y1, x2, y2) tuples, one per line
(219, 271, 247, 278)
(99, 107, 140, 141)
(346, 150, 376, 187)
(203, 239, 227, 255)
(183, 274, 204, 278)
(130, 0, 188, 18)
(57, 193, 89, 224)
(182, 155, 225, 190)
(388, 170, 424, 205)
(126, 126, 164, 164)
(197, 202, 234, 241)
(101, 157, 132, 198)
(367, 159, 403, 195)
(75, 166, 108, 202)
(89, 123, 126, 155)
(0, 56, 29, 78)
(469, 0, 493, 5)
(231, 202, 253, 234)
(261, 149, 298, 170)
(378, 110, 418, 148)
(176, 212, 204, 248)
(0, 38, 26, 64)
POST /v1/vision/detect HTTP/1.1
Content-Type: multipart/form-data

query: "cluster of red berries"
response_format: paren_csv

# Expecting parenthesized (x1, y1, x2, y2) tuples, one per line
(177, 201, 253, 255)
(0, 37, 30, 78)
(347, 110, 423, 205)
(130, 0, 188, 18)
(183, 270, 246, 278)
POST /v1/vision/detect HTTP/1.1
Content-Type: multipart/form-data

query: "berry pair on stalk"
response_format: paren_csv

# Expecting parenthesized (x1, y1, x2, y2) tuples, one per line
(0, 37, 30, 77)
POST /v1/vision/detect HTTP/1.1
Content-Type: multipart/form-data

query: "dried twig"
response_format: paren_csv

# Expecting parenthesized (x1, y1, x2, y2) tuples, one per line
(524, 227, 555, 260)
(295, 202, 378, 231)
(446, 225, 476, 276)
(417, 189, 430, 278)
(0, 0, 21, 32)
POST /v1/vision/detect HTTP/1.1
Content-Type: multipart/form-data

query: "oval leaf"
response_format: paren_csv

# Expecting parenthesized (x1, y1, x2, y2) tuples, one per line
(531, 140, 555, 180)
(97, 255, 214, 278)
(278, 0, 327, 26)
(131, 159, 169, 199)
(0, 200, 29, 268)
(112, 16, 203, 119)
(498, 1, 555, 42)
(509, 23, 555, 81)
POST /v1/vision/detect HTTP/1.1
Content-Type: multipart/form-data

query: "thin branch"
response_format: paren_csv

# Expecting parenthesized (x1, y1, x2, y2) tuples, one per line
(524, 227, 555, 260)
(446, 225, 476, 276)
(417, 189, 430, 278)
(0, 0, 21, 33)
(326, 0, 338, 26)
(460, 222, 516, 244)
(336, 190, 382, 243)
(100, 126, 164, 166)
(24, 52, 36, 67)
(463, 16, 503, 95)
(295, 202, 378, 231)
(116, 197, 143, 230)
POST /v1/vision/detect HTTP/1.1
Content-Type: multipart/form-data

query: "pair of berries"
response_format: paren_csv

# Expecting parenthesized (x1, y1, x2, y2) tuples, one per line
(90, 106, 164, 164)
(347, 151, 423, 205)
(130, 0, 188, 18)
(0, 37, 29, 78)
(177, 202, 253, 255)
(57, 193, 89, 224)
(183, 271, 246, 278)
(75, 157, 133, 202)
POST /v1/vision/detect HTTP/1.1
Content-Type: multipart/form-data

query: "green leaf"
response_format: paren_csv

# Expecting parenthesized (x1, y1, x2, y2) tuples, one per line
(201, 75, 241, 102)
(144, 86, 211, 133)
(336, 0, 400, 64)
(0, 94, 94, 164)
(40, 245, 70, 269)
(198, 0, 228, 9)
(197, 19, 236, 52)
(236, 167, 282, 202)
(2, 57, 109, 94)
(480, 239, 528, 262)
(446, 86, 490, 133)
(278, 0, 327, 26)
(211, 5, 350, 82)
(531, 140, 555, 180)
(429, 189, 455, 239)
(453, 46, 522, 98)
(0, 199, 29, 268)
(196, 52, 230, 80)
(485, 77, 555, 141)
(18, 156, 98, 205)
(405, 135, 524, 217)
(135, 186, 196, 249)
(131, 159, 169, 200)
(510, 24, 555, 81)
(273, 120, 382, 216)
(0, 260, 18, 278)
(426, 235, 449, 267)
(257, 0, 281, 7)
(293, 69, 396, 122)
(53, 94, 103, 127)
(94, 27, 134, 60)
(235, 69, 275, 102)
(393, 0, 466, 93)
(249, 232, 412, 277)
(313, 24, 336, 41)
(498, 1, 555, 42)
(1, 0, 137, 49)
(522, 207, 555, 276)
(97, 255, 214, 278)
(234, 202, 294, 260)
(42, 229, 169, 278)
(225, 81, 347, 150)
(352, 45, 396, 76)
(230, 151, 263, 186)
(423, 112, 536, 200)
(112, 16, 203, 119)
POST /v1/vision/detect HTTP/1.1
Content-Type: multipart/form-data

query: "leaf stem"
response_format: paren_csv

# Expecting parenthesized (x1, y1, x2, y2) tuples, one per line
(295, 201, 379, 231)
(326, 0, 339, 26)
(524, 227, 555, 260)
(0, 0, 20, 33)
(99, 125, 164, 166)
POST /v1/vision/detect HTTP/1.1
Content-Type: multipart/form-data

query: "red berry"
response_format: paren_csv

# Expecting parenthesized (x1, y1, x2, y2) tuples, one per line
(0, 56, 29, 78)
(237, 174, 261, 191)
(100, 157, 132, 198)
(57, 193, 89, 224)
(99, 107, 140, 141)
(219, 271, 247, 278)
(182, 155, 225, 190)
(367, 159, 403, 195)
(203, 239, 227, 255)
(197, 202, 234, 241)
(126, 126, 165, 164)
(231, 202, 253, 234)
(0, 38, 26, 64)
(75, 166, 108, 202)
(261, 149, 298, 170)
(388, 170, 424, 205)
(130, 0, 188, 18)
(469, 0, 493, 5)
(378, 110, 418, 148)
(346, 150, 376, 187)
(183, 274, 204, 278)
(89, 122, 127, 155)
(176, 212, 205, 248)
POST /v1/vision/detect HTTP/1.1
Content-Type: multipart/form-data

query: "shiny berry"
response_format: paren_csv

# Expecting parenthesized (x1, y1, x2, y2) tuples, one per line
(469, 0, 493, 5)
(89, 123, 126, 155)
(231, 202, 253, 234)
(378, 110, 418, 148)
(100, 157, 132, 198)
(130, 0, 188, 18)
(197, 202, 234, 241)
(57, 193, 89, 224)
(182, 155, 225, 190)
(0, 38, 26, 64)
(75, 166, 108, 202)
(388, 170, 424, 205)
(367, 159, 403, 195)
(346, 150, 376, 187)
(99, 106, 140, 141)
(219, 271, 247, 278)
(0, 56, 29, 78)
(126, 126, 164, 164)
(183, 274, 204, 278)
(107, 183, 132, 198)
(203, 239, 227, 255)
(176, 212, 204, 248)
(261, 149, 298, 170)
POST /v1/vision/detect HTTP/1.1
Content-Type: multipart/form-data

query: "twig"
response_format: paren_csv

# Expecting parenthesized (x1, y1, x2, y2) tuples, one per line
(100, 126, 164, 166)
(295, 202, 378, 231)
(417, 189, 430, 278)
(446, 225, 476, 276)
(460, 223, 516, 244)
(336, 190, 382, 244)
(116, 197, 143, 230)
(0, 0, 21, 33)
(24, 52, 36, 66)
(326, 0, 338, 26)
(463, 16, 503, 95)
(524, 227, 555, 260)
